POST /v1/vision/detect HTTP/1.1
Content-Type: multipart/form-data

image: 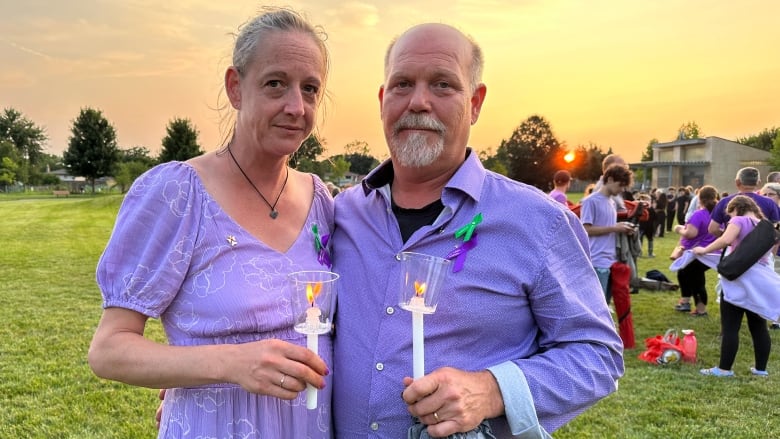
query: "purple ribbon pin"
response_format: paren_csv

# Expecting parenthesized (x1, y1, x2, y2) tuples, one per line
(445, 233, 478, 273)
(312, 224, 332, 268)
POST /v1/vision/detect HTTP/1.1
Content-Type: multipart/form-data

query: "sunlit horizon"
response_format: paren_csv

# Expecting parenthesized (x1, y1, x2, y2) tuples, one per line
(2, 0, 778, 164)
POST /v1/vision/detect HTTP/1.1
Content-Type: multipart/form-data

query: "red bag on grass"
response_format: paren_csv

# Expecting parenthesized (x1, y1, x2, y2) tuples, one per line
(610, 262, 635, 349)
(638, 329, 683, 365)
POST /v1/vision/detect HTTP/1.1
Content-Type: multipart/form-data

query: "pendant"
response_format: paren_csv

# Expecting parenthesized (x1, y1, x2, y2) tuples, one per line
(270, 210, 279, 219)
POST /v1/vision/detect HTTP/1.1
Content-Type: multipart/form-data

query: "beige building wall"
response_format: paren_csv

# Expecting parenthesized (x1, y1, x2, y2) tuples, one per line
(646, 136, 771, 194)
(707, 137, 771, 192)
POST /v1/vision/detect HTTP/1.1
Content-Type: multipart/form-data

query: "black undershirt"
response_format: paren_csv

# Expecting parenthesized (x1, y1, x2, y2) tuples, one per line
(391, 198, 445, 242)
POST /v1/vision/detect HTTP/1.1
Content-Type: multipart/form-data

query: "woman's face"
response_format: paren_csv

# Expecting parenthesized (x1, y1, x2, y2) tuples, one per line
(227, 30, 324, 156)
(762, 188, 780, 206)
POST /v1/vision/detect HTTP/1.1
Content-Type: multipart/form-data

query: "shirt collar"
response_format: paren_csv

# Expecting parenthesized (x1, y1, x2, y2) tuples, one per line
(361, 148, 486, 203)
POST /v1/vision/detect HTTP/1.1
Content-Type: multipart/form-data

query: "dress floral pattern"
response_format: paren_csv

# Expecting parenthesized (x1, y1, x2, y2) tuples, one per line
(97, 162, 334, 438)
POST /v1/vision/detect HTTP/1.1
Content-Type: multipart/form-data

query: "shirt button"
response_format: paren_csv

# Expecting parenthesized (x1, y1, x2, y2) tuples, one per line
(395, 253, 402, 261)
(376, 362, 384, 371)
(386, 306, 395, 315)
(370, 422, 379, 431)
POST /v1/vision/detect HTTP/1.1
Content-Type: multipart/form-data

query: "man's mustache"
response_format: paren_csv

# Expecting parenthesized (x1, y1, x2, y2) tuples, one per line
(393, 114, 445, 135)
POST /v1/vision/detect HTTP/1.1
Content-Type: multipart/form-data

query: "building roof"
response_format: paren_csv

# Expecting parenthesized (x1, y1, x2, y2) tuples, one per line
(629, 161, 710, 169)
(654, 138, 707, 148)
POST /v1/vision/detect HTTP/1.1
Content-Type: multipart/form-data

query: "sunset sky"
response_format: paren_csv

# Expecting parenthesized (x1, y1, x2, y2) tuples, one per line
(2, 0, 778, 163)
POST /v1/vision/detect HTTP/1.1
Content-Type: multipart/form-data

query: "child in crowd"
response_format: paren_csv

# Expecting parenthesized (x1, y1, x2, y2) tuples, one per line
(693, 195, 772, 377)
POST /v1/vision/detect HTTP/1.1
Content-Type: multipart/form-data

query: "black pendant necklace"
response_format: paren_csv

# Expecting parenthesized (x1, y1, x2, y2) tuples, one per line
(227, 146, 289, 219)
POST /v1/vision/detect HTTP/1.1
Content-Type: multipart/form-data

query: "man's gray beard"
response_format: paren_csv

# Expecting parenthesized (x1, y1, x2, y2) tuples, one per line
(390, 132, 444, 168)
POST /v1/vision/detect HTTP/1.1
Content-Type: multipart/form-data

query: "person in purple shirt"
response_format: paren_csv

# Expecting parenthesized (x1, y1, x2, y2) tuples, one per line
(548, 170, 571, 206)
(708, 167, 780, 237)
(671, 185, 719, 315)
(332, 23, 623, 438)
(89, 8, 335, 438)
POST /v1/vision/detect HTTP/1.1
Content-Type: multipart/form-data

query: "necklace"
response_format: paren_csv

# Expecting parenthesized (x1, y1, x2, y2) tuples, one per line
(227, 146, 289, 219)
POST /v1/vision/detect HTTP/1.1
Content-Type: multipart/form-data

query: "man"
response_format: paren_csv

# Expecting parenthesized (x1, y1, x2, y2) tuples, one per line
(548, 169, 572, 206)
(579, 164, 636, 303)
(332, 23, 623, 438)
(666, 186, 677, 232)
(708, 167, 780, 237)
(590, 154, 627, 211)
(767, 171, 780, 183)
(654, 188, 667, 237)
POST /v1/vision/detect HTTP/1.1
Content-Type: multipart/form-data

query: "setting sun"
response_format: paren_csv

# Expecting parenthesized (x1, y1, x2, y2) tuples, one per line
(564, 151, 576, 163)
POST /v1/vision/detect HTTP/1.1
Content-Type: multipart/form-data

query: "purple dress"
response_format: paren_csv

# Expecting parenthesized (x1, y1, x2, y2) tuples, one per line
(96, 162, 334, 438)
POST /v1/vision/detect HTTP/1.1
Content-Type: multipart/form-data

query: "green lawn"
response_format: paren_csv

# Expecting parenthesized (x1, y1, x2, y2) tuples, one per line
(1, 193, 778, 438)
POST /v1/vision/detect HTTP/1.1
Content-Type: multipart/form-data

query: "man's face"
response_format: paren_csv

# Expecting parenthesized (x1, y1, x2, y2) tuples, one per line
(604, 178, 626, 196)
(378, 24, 485, 169)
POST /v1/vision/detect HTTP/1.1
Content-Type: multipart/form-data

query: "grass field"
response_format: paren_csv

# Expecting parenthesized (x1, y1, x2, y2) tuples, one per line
(1, 194, 779, 438)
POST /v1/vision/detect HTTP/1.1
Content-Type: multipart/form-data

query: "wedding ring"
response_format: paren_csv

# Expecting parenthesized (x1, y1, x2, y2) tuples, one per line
(280, 374, 287, 389)
(433, 412, 440, 423)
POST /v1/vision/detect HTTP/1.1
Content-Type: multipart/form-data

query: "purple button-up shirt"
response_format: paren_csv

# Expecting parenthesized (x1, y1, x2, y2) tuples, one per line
(332, 150, 624, 438)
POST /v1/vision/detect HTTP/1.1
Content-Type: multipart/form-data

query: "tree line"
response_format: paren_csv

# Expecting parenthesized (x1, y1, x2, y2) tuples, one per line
(1, 106, 778, 193)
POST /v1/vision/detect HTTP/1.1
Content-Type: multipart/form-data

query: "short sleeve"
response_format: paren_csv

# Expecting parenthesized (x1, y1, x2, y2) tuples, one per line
(96, 162, 201, 318)
(580, 197, 596, 225)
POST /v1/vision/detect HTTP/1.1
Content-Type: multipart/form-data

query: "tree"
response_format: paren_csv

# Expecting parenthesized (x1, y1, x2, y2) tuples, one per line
(635, 138, 658, 184)
(0, 139, 22, 186)
(0, 155, 19, 187)
(478, 147, 508, 176)
(294, 157, 328, 178)
(289, 134, 324, 169)
(328, 156, 351, 183)
(0, 108, 48, 185)
(496, 115, 563, 189)
(769, 134, 780, 170)
(570, 143, 607, 182)
(641, 138, 658, 162)
(343, 139, 370, 156)
(121, 146, 156, 167)
(737, 127, 780, 151)
(158, 118, 202, 163)
(112, 146, 155, 192)
(677, 121, 704, 140)
(340, 140, 379, 175)
(63, 107, 119, 193)
(114, 161, 151, 193)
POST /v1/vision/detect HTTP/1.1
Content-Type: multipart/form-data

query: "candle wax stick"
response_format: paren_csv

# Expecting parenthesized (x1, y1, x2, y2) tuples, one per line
(306, 332, 318, 409)
(412, 311, 424, 379)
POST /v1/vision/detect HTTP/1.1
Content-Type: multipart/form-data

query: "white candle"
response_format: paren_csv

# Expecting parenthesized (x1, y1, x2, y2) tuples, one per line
(409, 294, 426, 379)
(304, 305, 321, 409)
(412, 310, 424, 379)
(306, 332, 318, 409)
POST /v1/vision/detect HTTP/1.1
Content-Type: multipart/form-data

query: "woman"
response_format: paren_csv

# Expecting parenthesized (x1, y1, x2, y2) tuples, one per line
(671, 186, 718, 315)
(88, 8, 335, 437)
(693, 196, 772, 377)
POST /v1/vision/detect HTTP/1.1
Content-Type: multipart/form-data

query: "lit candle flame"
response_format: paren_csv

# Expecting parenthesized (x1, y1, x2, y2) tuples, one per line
(414, 281, 426, 297)
(306, 282, 322, 305)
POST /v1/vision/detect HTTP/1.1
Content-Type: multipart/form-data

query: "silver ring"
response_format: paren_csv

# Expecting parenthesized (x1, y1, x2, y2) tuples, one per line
(433, 412, 440, 423)
(280, 374, 287, 389)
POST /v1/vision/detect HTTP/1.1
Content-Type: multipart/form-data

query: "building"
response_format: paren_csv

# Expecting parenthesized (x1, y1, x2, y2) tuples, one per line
(630, 136, 771, 191)
(48, 168, 115, 192)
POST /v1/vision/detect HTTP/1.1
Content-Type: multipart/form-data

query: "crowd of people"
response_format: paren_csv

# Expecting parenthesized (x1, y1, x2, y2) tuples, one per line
(553, 164, 780, 381)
